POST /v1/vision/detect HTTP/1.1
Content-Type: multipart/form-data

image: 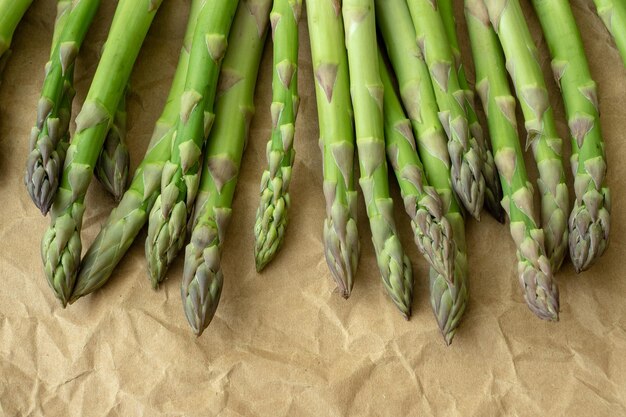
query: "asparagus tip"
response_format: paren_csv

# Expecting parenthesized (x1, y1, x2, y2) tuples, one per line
(339, 287, 351, 300)
(568, 204, 610, 273)
(253, 198, 289, 273)
(254, 245, 279, 273)
(443, 330, 455, 346)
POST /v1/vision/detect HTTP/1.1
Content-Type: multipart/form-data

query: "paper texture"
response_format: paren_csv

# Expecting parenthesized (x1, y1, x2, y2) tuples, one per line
(1, 0, 625, 415)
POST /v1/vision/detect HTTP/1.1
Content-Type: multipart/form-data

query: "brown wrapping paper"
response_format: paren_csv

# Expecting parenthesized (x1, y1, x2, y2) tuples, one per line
(1, 0, 625, 415)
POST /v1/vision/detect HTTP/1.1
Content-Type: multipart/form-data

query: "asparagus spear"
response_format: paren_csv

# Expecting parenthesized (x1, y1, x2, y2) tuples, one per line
(71, 0, 203, 303)
(146, 0, 239, 287)
(438, 0, 504, 223)
(0, 0, 33, 74)
(380, 54, 455, 285)
(343, 0, 413, 318)
(376, 0, 468, 342)
(532, 0, 610, 272)
(254, 0, 302, 271)
(41, 0, 163, 307)
(406, 0, 485, 220)
(306, 0, 360, 298)
(593, 0, 626, 68)
(466, 0, 558, 320)
(182, 0, 271, 335)
(24, 0, 100, 214)
(24, 0, 73, 211)
(95, 88, 130, 202)
(483, 0, 569, 271)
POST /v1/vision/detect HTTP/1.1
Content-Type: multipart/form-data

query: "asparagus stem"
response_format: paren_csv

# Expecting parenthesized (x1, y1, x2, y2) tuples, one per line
(380, 53, 455, 287)
(466, 0, 558, 320)
(253, 0, 302, 271)
(483, 0, 569, 271)
(376, 0, 468, 342)
(71, 0, 203, 303)
(343, 0, 413, 318)
(95, 87, 130, 202)
(306, 0, 360, 298)
(145, 0, 239, 287)
(182, 0, 271, 336)
(406, 0, 485, 220)
(41, 0, 163, 307)
(532, 0, 610, 272)
(438, 0, 504, 223)
(593, 0, 626, 68)
(24, 0, 100, 214)
(0, 0, 33, 65)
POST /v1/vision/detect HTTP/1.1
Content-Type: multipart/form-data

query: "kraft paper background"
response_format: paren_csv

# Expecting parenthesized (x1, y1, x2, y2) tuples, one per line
(1, 0, 625, 415)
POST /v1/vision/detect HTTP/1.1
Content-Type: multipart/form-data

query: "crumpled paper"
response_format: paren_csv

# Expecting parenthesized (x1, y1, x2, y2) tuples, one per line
(1, 0, 625, 415)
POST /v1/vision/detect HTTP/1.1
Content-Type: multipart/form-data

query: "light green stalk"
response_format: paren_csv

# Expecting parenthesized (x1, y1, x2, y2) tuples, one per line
(182, 0, 271, 336)
(41, 0, 163, 307)
(406, 0, 484, 220)
(438, 0, 504, 223)
(254, 0, 302, 271)
(71, 0, 202, 303)
(466, 0, 558, 320)
(593, 0, 626, 68)
(380, 55, 455, 285)
(343, 0, 413, 318)
(95, 88, 130, 201)
(532, 0, 610, 272)
(483, 0, 568, 271)
(146, 0, 239, 287)
(307, 0, 360, 298)
(24, 0, 100, 214)
(376, 0, 468, 343)
(0, 0, 33, 73)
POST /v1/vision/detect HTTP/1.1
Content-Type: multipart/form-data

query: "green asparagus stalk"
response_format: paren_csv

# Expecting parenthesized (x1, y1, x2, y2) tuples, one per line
(406, 0, 485, 220)
(466, 0, 558, 320)
(343, 0, 413, 318)
(253, 0, 302, 271)
(41, 0, 163, 307)
(593, 0, 626, 68)
(438, 0, 504, 223)
(24, 0, 100, 214)
(483, 0, 569, 271)
(25, 0, 73, 211)
(95, 88, 130, 202)
(306, 0, 360, 298)
(146, 0, 239, 287)
(70, 0, 203, 303)
(428, 216, 468, 345)
(376, 0, 468, 342)
(380, 53, 455, 282)
(532, 0, 610, 272)
(0, 0, 33, 73)
(182, 0, 271, 335)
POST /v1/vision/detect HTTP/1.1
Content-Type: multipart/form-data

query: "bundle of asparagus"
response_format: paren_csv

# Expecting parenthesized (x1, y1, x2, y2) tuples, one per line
(6, 0, 616, 343)
(465, 0, 557, 320)
(183, 0, 272, 335)
(532, 0, 610, 272)
(25, 0, 132, 215)
(71, 0, 205, 302)
(145, 0, 239, 287)
(376, 0, 468, 343)
(438, 0, 504, 223)
(343, 0, 414, 318)
(41, 0, 163, 306)
(407, 0, 485, 220)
